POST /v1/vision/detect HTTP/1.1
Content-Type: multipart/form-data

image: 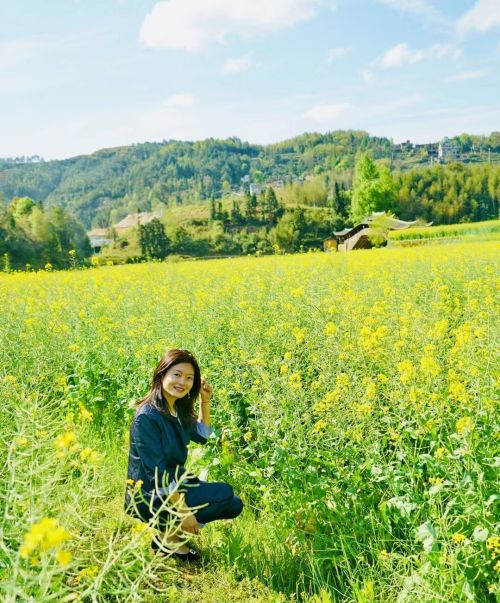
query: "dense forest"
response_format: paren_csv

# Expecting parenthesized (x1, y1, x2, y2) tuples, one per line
(0, 130, 498, 229)
(0, 195, 91, 270)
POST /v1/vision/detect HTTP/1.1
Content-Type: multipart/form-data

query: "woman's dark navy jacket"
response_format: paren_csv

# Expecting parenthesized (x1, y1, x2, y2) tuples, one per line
(125, 403, 213, 504)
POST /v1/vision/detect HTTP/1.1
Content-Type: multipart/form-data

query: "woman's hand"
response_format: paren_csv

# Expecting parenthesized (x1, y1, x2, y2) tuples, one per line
(180, 512, 200, 535)
(200, 377, 212, 405)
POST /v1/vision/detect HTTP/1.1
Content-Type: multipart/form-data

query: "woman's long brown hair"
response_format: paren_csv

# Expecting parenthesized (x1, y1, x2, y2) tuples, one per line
(136, 348, 201, 427)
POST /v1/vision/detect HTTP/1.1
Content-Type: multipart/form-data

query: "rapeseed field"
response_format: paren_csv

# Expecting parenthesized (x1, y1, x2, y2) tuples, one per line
(0, 240, 498, 602)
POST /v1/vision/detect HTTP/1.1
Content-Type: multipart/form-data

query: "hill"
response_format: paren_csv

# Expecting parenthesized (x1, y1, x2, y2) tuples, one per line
(1, 131, 498, 229)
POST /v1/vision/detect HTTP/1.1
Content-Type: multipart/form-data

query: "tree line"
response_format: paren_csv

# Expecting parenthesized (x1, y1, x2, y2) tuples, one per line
(0, 195, 91, 270)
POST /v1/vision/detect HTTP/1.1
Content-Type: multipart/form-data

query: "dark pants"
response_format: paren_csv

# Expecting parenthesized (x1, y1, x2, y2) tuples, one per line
(125, 480, 243, 530)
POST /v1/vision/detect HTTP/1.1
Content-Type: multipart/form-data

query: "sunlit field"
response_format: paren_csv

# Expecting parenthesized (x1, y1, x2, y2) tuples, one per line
(0, 240, 498, 603)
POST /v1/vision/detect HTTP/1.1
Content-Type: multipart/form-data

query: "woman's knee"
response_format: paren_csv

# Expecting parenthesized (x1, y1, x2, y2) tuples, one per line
(217, 482, 235, 503)
(227, 495, 243, 518)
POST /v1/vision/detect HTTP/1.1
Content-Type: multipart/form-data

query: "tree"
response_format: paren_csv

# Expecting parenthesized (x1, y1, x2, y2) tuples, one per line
(332, 182, 349, 219)
(231, 199, 244, 225)
(262, 187, 282, 225)
(269, 214, 299, 252)
(350, 154, 395, 223)
(138, 218, 170, 259)
(244, 192, 258, 221)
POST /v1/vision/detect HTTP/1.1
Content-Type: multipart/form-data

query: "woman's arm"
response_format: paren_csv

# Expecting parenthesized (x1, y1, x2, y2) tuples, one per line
(131, 413, 177, 490)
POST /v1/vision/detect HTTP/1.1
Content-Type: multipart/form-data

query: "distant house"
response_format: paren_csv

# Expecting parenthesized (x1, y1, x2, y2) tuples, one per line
(113, 209, 164, 231)
(87, 209, 164, 252)
(87, 228, 112, 252)
(249, 183, 263, 196)
(324, 212, 423, 252)
(438, 138, 458, 162)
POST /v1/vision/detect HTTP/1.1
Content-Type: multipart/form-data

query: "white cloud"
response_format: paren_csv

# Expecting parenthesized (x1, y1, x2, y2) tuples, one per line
(378, 42, 461, 68)
(139, 0, 321, 52)
(378, 0, 439, 20)
(361, 69, 375, 83)
(327, 47, 350, 62)
(163, 93, 195, 107)
(303, 102, 350, 122)
(379, 43, 424, 67)
(457, 0, 500, 33)
(223, 53, 254, 74)
(446, 69, 488, 82)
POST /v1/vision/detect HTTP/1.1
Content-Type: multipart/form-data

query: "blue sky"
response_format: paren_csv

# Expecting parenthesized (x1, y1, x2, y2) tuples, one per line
(0, 0, 499, 159)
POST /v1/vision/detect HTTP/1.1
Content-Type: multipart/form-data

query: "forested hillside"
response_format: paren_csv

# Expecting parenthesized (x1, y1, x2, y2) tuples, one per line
(1, 131, 498, 229)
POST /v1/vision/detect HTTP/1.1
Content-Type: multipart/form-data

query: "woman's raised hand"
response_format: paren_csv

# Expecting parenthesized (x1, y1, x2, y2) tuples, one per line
(200, 377, 212, 405)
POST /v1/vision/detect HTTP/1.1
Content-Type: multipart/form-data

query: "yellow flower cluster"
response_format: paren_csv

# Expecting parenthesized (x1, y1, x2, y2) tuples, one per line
(313, 389, 341, 414)
(76, 564, 99, 583)
(359, 324, 388, 352)
(53, 429, 101, 467)
(54, 430, 79, 459)
(20, 517, 72, 566)
(449, 381, 469, 404)
(288, 372, 302, 389)
(398, 360, 415, 385)
(487, 536, 500, 561)
(455, 416, 474, 435)
(420, 353, 440, 377)
(79, 404, 93, 422)
(323, 322, 337, 337)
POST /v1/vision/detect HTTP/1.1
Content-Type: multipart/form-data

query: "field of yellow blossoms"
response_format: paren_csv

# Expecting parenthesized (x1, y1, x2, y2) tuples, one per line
(0, 239, 498, 602)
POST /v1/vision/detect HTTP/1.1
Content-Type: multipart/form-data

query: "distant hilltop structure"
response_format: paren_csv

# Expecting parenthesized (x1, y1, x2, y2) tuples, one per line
(392, 137, 461, 164)
(438, 137, 459, 162)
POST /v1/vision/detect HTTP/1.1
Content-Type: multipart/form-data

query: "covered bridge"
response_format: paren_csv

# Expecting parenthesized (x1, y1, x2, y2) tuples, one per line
(324, 213, 425, 252)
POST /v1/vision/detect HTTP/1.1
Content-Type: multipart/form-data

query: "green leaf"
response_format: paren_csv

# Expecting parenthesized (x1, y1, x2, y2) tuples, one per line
(416, 521, 437, 553)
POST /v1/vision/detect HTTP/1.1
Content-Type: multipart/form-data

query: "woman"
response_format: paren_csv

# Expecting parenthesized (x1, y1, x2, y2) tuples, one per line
(125, 348, 243, 562)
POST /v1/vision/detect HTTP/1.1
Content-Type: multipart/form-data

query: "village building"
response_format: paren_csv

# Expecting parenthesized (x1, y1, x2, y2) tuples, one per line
(113, 209, 164, 231)
(438, 138, 459, 162)
(87, 209, 164, 252)
(87, 228, 113, 253)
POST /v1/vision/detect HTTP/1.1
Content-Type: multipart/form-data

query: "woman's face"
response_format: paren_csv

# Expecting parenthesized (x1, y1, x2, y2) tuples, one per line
(161, 362, 195, 402)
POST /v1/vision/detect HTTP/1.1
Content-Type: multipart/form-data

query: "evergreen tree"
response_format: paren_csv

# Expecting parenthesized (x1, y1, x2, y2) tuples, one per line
(231, 199, 244, 225)
(263, 187, 281, 225)
(244, 192, 258, 221)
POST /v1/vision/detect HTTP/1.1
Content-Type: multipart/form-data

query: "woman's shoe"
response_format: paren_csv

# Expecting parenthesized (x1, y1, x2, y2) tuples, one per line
(172, 548, 201, 562)
(151, 539, 201, 562)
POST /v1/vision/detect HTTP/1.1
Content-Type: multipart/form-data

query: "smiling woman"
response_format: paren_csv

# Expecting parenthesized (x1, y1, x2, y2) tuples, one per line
(124, 348, 243, 562)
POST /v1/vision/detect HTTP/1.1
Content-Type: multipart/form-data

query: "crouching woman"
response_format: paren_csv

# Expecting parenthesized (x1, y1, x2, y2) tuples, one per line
(125, 348, 243, 561)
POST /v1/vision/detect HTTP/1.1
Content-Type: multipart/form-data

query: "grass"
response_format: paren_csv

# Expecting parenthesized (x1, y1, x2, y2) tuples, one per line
(0, 239, 499, 602)
(388, 219, 500, 241)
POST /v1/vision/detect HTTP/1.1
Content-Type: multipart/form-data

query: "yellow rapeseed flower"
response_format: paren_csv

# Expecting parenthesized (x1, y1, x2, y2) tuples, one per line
(20, 517, 72, 560)
(323, 322, 337, 337)
(79, 404, 93, 422)
(55, 549, 72, 566)
(456, 416, 474, 435)
(288, 373, 302, 389)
